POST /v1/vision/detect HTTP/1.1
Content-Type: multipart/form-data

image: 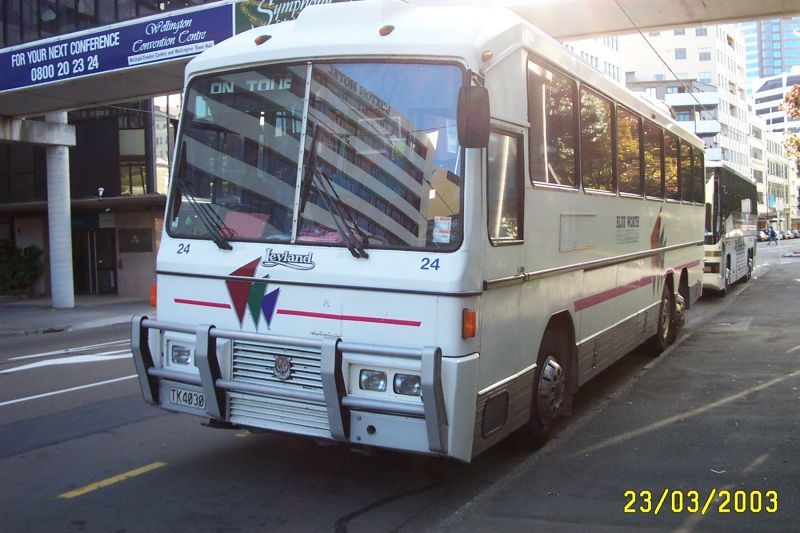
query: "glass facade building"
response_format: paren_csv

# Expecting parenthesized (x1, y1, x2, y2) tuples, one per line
(737, 17, 800, 79)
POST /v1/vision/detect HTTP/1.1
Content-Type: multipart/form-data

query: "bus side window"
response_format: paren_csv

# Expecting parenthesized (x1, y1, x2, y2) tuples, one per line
(693, 150, 705, 204)
(527, 59, 577, 187)
(680, 142, 693, 202)
(616, 107, 643, 195)
(487, 130, 524, 243)
(643, 121, 663, 198)
(665, 132, 680, 200)
(580, 87, 614, 192)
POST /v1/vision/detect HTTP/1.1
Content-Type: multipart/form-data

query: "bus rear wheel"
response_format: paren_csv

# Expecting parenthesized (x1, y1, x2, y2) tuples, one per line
(742, 251, 753, 282)
(519, 330, 569, 449)
(649, 282, 674, 355)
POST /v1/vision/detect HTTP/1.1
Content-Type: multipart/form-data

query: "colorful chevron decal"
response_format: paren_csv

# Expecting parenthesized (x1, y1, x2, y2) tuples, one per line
(226, 258, 279, 328)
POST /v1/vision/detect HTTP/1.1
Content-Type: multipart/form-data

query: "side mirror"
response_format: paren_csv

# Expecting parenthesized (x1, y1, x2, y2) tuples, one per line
(457, 86, 490, 149)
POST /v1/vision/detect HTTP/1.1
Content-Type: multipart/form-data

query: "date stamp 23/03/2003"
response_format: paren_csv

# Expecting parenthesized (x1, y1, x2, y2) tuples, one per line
(624, 489, 778, 515)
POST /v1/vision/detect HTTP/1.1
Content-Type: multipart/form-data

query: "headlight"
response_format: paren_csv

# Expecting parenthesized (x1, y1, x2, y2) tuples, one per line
(393, 373, 421, 396)
(170, 344, 193, 365)
(359, 369, 387, 392)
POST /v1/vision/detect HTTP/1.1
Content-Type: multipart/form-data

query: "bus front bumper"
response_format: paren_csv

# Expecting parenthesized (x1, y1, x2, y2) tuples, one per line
(130, 316, 449, 456)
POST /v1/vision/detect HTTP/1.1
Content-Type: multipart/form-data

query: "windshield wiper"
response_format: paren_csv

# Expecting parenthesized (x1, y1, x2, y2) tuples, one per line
(299, 125, 369, 258)
(175, 142, 233, 250)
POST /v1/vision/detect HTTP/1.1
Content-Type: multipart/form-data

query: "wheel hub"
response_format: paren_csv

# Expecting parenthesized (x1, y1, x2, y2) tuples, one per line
(537, 356, 565, 421)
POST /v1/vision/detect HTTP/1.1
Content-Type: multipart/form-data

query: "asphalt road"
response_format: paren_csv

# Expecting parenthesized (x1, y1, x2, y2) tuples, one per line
(0, 241, 797, 532)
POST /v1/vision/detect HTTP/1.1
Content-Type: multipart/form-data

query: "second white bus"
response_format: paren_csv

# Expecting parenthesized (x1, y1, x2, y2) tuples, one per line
(703, 162, 758, 294)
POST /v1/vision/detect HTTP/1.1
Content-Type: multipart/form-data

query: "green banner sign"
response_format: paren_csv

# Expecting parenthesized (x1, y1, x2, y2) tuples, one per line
(234, 0, 351, 34)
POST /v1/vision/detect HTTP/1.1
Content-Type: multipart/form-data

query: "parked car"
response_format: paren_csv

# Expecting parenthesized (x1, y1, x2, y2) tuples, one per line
(758, 230, 769, 242)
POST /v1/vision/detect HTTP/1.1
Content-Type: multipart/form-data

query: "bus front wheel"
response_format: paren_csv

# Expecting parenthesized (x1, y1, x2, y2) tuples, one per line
(519, 330, 569, 449)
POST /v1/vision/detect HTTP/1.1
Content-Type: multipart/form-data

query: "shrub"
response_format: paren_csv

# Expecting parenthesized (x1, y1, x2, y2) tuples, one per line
(0, 239, 44, 295)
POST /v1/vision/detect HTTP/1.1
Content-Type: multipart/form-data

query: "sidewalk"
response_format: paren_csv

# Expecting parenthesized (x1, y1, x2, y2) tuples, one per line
(0, 295, 154, 337)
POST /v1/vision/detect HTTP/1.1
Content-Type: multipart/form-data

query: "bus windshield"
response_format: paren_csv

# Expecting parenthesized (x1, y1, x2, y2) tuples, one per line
(167, 62, 465, 252)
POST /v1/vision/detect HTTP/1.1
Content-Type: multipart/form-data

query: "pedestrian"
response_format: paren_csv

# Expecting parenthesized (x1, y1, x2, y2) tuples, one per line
(768, 227, 777, 245)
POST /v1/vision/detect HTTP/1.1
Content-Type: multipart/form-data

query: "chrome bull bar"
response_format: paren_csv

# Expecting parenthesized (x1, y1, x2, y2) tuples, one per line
(131, 315, 448, 453)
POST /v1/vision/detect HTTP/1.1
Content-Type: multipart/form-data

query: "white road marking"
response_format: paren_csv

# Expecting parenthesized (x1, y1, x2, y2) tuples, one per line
(1, 351, 132, 374)
(0, 375, 137, 407)
(9, 339, 129, 361)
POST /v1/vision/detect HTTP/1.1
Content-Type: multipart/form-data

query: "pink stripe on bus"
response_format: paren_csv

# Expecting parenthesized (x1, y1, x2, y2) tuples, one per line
(174, 298, 232, 309)
(277, 309, 421, 327)
(574, 276, 653, 312)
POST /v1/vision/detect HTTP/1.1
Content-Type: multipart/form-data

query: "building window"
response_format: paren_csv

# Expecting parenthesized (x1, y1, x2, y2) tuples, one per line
(675, 48, 687, 60)
(699, 48, 711, 61)
(696, 28, 708, 37)
(666, 86, 679, 94)
(699, 72, 712, 83)
(676, 111, 692, 121)
(674, 29, 685, 36)
(120, 160, 147, 195)
(655, 74, 666, 81)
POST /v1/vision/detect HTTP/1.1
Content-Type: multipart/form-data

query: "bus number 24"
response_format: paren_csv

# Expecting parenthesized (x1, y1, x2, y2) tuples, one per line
(420, 258, 440, 271)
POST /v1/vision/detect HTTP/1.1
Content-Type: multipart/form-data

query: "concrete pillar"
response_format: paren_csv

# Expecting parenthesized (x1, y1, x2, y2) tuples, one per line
(45, 112, 75, 308)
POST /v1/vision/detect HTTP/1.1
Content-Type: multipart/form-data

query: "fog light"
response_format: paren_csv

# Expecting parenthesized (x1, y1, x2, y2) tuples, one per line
(359, 369, 387, 392)
(170, 344, 192, 365)
(393, 373, 421, 396)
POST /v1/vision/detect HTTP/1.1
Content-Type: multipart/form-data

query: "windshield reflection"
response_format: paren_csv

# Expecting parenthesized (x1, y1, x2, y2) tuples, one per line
(168, 62, 464, 251)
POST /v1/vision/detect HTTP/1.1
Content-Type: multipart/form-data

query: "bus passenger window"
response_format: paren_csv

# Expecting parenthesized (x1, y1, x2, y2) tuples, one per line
(680, 143, 693, 202)
(643, 121, 663, 197)
(580, 87, 614, 192)
(487, 130, 524, 243)
(527, 59, 577, 187)
(665, 133, 680, 200)
(693, 150, 705, 204)
(616, 107, 642, 195)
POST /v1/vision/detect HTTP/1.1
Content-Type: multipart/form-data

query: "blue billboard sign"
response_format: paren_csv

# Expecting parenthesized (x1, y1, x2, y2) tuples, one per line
(0, 4, 234, 92)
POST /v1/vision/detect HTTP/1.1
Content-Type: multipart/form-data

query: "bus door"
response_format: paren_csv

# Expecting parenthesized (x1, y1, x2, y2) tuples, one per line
(481, 128, 526, 381)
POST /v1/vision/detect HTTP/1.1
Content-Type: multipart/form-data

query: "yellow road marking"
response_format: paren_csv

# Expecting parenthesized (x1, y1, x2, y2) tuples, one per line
(57, 461, 166, 499)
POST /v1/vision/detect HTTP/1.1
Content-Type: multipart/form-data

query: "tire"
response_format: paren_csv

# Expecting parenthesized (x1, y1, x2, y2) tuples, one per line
(742, 252, 753, 282)
(518, 329, 570, 449)
(718, 257, 731, 296)
(649, 281, 674, 355)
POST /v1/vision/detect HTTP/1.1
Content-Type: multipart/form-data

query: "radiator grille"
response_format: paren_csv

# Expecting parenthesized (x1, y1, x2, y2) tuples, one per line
(228, 340, 330, 437)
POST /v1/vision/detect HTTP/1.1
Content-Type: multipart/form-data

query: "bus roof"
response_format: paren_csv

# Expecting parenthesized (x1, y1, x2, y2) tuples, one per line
(186, 0, 703, 150)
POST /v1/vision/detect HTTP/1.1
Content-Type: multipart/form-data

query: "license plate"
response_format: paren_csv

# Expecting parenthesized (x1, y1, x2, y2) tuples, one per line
(169, 387, 205, 410)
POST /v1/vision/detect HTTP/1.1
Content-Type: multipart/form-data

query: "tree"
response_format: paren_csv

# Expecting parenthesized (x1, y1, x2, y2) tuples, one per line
(782, 84, 800, 162)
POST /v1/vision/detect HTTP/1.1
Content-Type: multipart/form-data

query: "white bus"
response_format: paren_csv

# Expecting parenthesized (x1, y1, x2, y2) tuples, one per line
(703, 162, 757, 294)
(132, 0, 705, 462)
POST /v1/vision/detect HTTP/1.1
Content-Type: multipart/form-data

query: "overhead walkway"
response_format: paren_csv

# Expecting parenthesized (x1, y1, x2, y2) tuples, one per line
(2, 0, 799, 118)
